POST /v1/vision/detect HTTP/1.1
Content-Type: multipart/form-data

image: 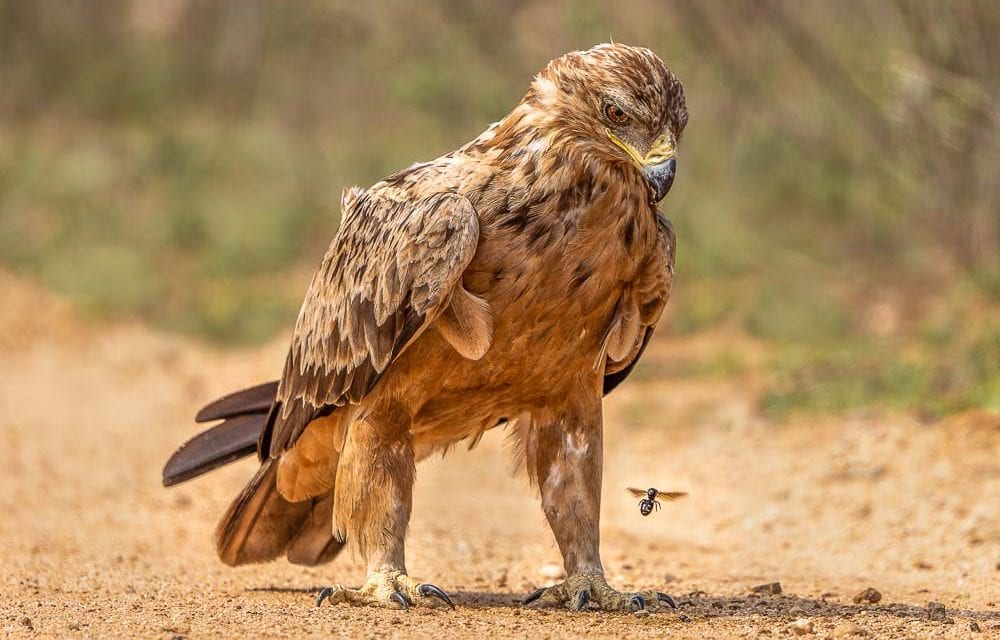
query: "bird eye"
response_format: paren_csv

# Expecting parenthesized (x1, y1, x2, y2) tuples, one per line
(603, 102, 629, 124)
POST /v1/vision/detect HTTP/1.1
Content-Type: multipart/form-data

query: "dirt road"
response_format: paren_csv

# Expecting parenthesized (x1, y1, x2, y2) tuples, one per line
(1, 273, 997, 638)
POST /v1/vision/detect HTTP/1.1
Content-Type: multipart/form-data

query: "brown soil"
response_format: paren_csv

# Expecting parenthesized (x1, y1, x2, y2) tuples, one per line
(1, 272, 998, 639)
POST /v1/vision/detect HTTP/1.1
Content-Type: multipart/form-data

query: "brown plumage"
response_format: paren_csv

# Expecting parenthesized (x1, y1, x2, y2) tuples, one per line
(164, 43, 687, 611)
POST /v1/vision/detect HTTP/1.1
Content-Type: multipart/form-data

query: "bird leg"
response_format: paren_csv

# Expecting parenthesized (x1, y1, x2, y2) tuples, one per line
(522, 401, 677, 612)
(317, 402, 453, 610)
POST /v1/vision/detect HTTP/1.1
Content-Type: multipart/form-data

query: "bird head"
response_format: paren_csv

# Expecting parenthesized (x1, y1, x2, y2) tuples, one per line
(526, 44, 688, 205)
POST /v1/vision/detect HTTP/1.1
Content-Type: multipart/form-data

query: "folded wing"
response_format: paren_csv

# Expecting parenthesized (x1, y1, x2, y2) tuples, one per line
(264, 189, 482, 457)
(603, 212, 676, 395)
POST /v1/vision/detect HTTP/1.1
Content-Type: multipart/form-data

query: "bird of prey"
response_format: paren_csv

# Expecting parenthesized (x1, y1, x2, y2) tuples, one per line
(164, 43, 687, 612)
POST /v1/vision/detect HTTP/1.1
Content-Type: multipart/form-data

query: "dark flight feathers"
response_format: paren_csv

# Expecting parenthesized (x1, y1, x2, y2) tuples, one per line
(163, 383, 276, 487)
(195, 380, 278, 423)
(162, 414, 263, 486)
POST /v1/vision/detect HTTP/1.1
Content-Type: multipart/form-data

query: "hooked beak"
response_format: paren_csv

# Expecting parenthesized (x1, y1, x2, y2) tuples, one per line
(643, 158, 676, 204)
(641, 135, 677, 204)
(607, 130, 678, 205)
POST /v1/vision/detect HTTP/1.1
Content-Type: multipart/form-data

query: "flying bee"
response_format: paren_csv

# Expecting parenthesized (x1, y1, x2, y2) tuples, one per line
(628, 487, 687, 516)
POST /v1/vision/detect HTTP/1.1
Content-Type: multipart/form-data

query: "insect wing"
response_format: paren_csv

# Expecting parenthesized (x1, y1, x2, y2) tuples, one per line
(657, 491, 688, 501)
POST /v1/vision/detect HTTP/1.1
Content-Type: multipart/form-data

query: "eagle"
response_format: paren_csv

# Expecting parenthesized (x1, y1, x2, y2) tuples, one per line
(164, 43, 687, 612)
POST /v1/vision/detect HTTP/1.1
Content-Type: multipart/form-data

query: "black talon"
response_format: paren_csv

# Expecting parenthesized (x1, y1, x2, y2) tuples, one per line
(630, 594, 645, 611)
(522, 587, 545, 605)
(656, 592, 677, 609)
(419, 583, 455, 609)
(390, 591, 411, 610)
(574, 590, 590, 612)
(316, 586, 334, 607)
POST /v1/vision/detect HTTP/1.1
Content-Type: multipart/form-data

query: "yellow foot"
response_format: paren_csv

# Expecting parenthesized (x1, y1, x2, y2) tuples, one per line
(316, 570, 455, 610)
(523, 573, 677, 612)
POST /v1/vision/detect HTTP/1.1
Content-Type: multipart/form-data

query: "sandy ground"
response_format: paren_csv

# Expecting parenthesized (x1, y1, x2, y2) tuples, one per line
(1, 272, 998, 639)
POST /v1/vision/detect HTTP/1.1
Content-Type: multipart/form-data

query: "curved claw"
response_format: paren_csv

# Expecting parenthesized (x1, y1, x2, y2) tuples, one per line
(390, 591, 411, 610)
(316, 586, 334, 607)
(522, 587, 545, 605)
(657, 592, 677, 609)
(574, 590, 590, 612)
(630, 594, 645, 611)
(419, 583, 455, 609)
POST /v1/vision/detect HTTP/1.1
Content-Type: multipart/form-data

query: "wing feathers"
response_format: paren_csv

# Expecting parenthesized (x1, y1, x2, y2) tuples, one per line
(602, 212, 676, 394)
(434, 285, 494, 360)
(603, 296, 641, 363)
(266, 190, 480, 455)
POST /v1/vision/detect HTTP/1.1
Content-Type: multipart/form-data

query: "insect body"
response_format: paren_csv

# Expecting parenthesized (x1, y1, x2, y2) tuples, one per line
(627, 487, 687, 516)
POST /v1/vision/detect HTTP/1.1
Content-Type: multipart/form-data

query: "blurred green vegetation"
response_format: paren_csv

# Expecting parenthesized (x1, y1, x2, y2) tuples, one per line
(0, 0, 996, 415)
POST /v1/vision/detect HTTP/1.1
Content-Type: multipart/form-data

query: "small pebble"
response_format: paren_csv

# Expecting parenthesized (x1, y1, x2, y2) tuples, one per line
(852, 587, 881, 604)
(20, 617, 34, 630)
(970, 621, 981, 633)
(789, 618, 814, 635)
(752, 582, 782, 595)
(832, 621, 867, 637)
(927, 601, 948, 622)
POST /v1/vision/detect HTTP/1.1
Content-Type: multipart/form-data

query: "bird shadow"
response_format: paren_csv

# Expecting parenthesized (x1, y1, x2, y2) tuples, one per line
(247, 585, 1000, 624)
(246, 586, 322, 594)
(667, 592, 1000, 623)
(453, 590, 1000, 625)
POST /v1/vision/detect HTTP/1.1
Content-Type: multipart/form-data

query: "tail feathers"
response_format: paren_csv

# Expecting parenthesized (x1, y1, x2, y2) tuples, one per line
(162, 381, 280, 487)
(167, 380, 344, 566)
(196, 380, 279, 423)
(163, 414, 263, 487)
(215, 459, 344, 566)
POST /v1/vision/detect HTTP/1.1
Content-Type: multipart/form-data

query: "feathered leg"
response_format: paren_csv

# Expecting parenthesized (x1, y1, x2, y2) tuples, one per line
(316, 400, 453, 610)
(521, 387, 677, 612)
